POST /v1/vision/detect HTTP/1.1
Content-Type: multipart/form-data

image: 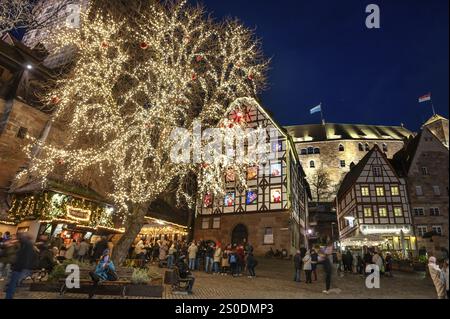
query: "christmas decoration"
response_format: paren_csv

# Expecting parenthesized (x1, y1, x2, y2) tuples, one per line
(140, 41, 148, 49)
(18, 0, 268, 263)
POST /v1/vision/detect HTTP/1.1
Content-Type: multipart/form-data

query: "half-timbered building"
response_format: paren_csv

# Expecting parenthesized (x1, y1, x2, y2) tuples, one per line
(335, 145, 415, 256)
(194, 98, 311, 255)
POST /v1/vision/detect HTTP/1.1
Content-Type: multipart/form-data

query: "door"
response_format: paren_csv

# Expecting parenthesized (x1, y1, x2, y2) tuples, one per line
(231, 224, 248, 245)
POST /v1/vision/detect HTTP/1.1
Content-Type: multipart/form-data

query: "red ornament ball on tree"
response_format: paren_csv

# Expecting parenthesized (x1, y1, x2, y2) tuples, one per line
(50, 96, 60, 105)
(57, 158, 65, 165)
(101, 41, 109, 48)
(140, 42, 149, 49)
(191, 73, 197, 81)
(196, 55, 203, 62)
(248, 73, 254, 81)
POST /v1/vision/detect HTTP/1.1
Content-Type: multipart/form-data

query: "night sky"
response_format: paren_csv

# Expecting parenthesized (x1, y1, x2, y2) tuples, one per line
(191, 0, 449, 131)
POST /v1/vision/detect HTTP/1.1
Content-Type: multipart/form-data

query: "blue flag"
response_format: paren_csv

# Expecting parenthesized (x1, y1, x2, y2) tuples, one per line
(310, 104, 322, 115)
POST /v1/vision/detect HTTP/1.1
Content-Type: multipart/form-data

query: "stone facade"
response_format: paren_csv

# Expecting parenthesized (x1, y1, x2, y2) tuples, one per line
(397, 126, 449, 255)
(194, 210, 302, 256)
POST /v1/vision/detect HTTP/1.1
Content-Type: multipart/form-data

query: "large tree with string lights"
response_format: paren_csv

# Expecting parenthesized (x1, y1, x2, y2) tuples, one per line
(18, 0, 269, 264)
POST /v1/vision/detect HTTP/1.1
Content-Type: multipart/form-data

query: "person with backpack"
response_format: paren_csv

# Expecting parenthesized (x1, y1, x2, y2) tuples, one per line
(5, 233, 37, 299)
(229, 249, 238, 277)
(246, 252, 258, 278)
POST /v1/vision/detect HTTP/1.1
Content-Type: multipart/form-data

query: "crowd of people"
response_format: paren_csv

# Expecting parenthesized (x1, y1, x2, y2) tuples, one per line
(130, 237, 258, 279)
(0, 231, 116, 299)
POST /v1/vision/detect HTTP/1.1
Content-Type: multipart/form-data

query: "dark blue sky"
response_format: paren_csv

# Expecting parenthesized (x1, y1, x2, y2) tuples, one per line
(193, 0, 449, 131)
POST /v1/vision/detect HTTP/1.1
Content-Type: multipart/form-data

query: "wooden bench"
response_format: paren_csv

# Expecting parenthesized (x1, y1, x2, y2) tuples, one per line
(164, 267, 191, 295)
(59, 267, 134, 298)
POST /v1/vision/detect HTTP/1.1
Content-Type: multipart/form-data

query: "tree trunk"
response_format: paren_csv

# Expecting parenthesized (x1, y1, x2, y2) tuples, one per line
(187, 208, 196, 243)
(112, 202, 148, 266)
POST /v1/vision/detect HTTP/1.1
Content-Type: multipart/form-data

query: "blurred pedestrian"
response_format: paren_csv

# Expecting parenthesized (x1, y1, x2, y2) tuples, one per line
(428, 256, 446, 299)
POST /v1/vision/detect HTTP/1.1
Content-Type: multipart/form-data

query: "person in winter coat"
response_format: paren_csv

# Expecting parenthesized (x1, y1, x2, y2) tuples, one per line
(428, 256, 446, 299)
(246, 252, 257, 278)
(92, 236, 108, 264)
(372, 251, 384, 274)
(187, 242, 198, 270)
(0, 235, 17, 281)
(159, 242, 168, 263)
(5, 233, 37, 299)
(65, 239, 76, 260)
(444, 259, 449, 299)
(229, 250, 238, 277)
(321, 244, 333, 294)
(384, 253, 393, 277)
(303, 251, 312, 283)
(167, 244, 177, 269)
(293, 250, 302, 282)
(77, 239, 90, 263)
(221, 245, 231, 275)
(88, 249, 117, 298)
(236, 245, 245, 276)
(213, 243, 222, 274)
(205, 243, 214, 273)
(310, 248, 318, 281)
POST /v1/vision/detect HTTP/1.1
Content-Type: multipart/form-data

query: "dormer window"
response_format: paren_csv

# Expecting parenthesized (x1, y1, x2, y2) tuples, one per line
(338, 144, 344, 152)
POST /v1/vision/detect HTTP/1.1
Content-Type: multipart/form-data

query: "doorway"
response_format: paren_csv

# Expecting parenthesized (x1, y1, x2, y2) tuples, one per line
(231, 224, 248, 245)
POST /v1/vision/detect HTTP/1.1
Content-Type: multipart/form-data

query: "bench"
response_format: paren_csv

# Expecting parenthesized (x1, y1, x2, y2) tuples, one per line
(59, 267, 134, 298)
(164, 267, 191, 295)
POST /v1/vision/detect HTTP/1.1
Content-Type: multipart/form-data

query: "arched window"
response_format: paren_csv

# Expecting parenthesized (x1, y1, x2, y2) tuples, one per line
(310, 161, 315, 168)
(383, 143, 388, 152)
(365, 143, 370, 151)
(314, 148, 320, 154)
(338, 144, 345, 152)
(300, 149, 307, 155)
(307, 147, 314, 155)
(358, 143, 364, 151)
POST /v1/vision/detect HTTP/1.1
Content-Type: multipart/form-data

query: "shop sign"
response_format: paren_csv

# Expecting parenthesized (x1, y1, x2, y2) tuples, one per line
(66, 206, 91, 222)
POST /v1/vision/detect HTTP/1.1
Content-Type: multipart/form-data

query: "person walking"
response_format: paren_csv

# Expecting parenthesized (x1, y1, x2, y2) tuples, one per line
(0, 234, 17, 282)
(187, 242, 198, 271)
(246, 252, 257, 278)
(321, 244, 333, 294)
(303, 250, 312, 284)
(311, 248, 318, 281)
(428, 256, 446, 299)
(5, 234, 37, 299)
(294, 250, 302, 282)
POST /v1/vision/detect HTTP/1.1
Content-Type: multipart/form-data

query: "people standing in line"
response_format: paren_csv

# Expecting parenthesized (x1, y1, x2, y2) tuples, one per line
(310, 248, 318, 281)
(77, 239, 90, 263)
(303, 250, 312, 284)
(213, 243, 222, 274)
(5, 233, 37, 299)
(428, 256, 446, 299)
(246, 252, 257, 278)
(187, 242, 198, 271)
(293, 250, 302, 282)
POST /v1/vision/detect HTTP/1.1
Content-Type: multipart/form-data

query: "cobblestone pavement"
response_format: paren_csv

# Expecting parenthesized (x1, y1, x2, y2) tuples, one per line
(0, 258, 437, 299)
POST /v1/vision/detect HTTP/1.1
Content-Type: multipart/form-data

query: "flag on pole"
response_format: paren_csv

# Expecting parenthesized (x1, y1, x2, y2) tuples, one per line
(310, 103, 322, 115)
(418, 93, 431, 103)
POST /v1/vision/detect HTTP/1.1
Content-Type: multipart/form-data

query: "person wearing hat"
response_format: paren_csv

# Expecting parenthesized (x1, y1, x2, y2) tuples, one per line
(428, 256, 446, 299)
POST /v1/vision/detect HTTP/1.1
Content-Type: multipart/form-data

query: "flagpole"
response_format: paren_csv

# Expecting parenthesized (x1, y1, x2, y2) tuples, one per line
(320, 103, 325, 125)
(430, 98, 436, 116)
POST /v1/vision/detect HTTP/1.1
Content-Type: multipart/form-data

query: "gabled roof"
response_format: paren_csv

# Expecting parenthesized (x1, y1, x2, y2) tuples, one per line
(422, 114, 448, 128)
(285, 123, 413, 142)
(336, 146, 378, 198)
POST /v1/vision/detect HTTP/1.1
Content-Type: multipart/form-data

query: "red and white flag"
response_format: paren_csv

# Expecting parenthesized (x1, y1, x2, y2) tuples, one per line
(419, 93, 431, 103)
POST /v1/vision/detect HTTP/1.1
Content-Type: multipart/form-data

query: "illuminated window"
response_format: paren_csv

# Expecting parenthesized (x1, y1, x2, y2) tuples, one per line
(376, 187, 384, 196)
(361, 187, 370, 197)
(378, 207, 387, 217)
(364, 207, 372, 217)
(391, 186, 399, 196)
(394, 207, 403, 217)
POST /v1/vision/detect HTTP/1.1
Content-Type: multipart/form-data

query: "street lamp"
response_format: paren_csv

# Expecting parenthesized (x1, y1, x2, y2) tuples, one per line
(26, 64, 33, 70)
